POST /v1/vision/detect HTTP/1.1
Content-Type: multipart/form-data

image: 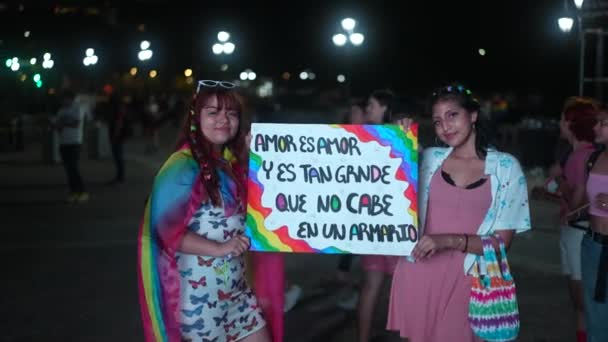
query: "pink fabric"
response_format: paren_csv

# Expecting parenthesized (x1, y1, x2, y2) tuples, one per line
(361, 255, 399, 273)
(587, 173, 608, 217)
(387, 170, 491, 342)
(251, 252, 284, 342)
(561, 143, 594, 223)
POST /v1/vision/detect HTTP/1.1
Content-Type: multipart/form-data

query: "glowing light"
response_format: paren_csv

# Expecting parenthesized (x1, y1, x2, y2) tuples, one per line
(341, 18, 356, 31)
(558, 17, 574, 33)
(83, 49, 98, 66)
(140, 40, 150, 50)
(349, 33, 364, 45)
(149, 70, 157, 78)
(42, 59, 54, 69)
(478, 48, 486, 56)
(332, 33, 347, 46)
(337, 74, 346, 83)
(30, 58, 36, 64)
(257, 81, 273, 98)
(299, 71, 308, 80)
(138, 50, 153, 61)
(129, 67, 137, 76)
(212, 43, 223, 55)
(218, 31, 230, 42)
(184, 68, 193, 77)
(223, 42, 235, 54)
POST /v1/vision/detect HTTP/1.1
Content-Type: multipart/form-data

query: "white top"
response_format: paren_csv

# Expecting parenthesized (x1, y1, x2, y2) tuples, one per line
(416, 147, 532, 274)
(57, 103, 85, 145)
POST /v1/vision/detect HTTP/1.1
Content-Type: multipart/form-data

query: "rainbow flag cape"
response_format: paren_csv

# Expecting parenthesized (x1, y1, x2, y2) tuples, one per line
(137, 147, 243, 341)
(137, 148, 200, 341)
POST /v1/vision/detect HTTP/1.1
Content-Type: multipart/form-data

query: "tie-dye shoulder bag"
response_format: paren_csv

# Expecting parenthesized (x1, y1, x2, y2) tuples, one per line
(468, 234, 519, 342)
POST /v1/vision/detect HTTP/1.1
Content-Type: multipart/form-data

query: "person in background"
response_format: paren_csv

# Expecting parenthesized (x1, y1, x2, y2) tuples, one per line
(332, 97, 367, 291)
(354, 88, 401, 342)
(137, 80, 269, 342)
(143, 93, 161, 153)
(388, 83, 531, 342)
(107, 95, 133, 184)
(582, 104, 608, 342)
(53, 90, 89, 203)
(556, 98, 598, 342)
(342, 97, 366, 125)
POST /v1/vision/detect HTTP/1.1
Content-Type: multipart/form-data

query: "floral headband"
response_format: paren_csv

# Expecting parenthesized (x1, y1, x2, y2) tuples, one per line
(432, 84, 479, 104)
(432, 84, 472, 96)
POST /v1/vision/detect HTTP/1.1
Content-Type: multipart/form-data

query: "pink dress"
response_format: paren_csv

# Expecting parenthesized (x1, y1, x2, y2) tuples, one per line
(387, 169, 491, 342)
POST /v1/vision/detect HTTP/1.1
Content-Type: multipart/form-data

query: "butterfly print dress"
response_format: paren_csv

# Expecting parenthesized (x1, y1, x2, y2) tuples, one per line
(176, 202, 265, 341)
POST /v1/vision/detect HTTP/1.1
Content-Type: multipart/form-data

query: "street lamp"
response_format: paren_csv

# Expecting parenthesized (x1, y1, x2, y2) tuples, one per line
(558, 17, 574, 33)
(332, 17, 365, 95)
(42, 53, 54, 69)
(240, 69, 256, 81)
(138, 41, 153, 61)
(332, 17, 365, 47)
(557, 0, 608, 99)
(212, 31, 235, 55)
(10, 57, 20, 71)
(83, 48, 98, 66)
(557, 0, 584, 95)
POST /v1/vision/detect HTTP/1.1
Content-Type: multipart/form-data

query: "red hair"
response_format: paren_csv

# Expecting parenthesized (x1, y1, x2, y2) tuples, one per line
(563, 102, 597, 142)
(175, 87, 249, 207)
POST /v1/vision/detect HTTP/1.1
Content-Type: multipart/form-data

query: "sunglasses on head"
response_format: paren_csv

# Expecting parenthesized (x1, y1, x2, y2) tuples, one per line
(197, 79, 236, 93)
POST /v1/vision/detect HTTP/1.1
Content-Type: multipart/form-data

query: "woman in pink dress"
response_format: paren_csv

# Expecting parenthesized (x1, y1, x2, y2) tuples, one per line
(388, 83, 531, 342)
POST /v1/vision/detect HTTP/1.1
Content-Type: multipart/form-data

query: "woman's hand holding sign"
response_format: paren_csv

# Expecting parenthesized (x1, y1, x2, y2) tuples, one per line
(395, 118, 414, 133)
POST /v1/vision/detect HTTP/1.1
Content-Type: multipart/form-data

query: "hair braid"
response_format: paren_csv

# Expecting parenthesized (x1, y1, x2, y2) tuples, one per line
(186, 94, 222, 206)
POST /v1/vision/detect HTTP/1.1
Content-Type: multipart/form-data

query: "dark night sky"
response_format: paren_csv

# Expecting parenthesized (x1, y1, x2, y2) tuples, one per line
(0, 0, 586, 108)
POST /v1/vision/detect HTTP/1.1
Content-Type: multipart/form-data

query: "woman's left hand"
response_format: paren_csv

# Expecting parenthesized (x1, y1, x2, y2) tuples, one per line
(395, 118, 414, 132)
(411, 235, 447, 260)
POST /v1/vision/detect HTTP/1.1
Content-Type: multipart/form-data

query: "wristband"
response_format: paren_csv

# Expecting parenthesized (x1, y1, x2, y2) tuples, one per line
(462, 234, 468, 253)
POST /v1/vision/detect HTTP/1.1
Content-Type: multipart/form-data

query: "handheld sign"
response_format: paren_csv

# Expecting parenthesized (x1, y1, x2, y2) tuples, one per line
(245, 123, 418, 256)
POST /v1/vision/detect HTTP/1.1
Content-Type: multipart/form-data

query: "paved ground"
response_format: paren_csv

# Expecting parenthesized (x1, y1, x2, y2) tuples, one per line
(0, 125, 575, 342)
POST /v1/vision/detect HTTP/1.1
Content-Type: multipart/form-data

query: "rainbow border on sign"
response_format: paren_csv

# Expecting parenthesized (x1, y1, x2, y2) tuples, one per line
(245, 124, 418, 253)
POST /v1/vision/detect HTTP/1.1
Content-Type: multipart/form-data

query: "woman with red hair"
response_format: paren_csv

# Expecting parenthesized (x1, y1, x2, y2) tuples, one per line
(137, 80, 270, 342)
(558, 98, 598, 342)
